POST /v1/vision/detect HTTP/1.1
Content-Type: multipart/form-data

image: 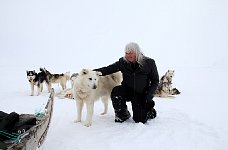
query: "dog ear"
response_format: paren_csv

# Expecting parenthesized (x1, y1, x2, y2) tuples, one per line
(33, 70, 36, 73)
(96, 71, 102, 76)
(81, 69, 89, 75)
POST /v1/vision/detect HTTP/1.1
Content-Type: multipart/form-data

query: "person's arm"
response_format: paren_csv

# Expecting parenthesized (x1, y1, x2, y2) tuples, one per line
(146, 59, 159, 105)
(94, 60, 120, 76)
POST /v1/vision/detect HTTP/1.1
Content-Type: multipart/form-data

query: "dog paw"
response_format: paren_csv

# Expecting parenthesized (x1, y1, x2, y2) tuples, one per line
(84, 122, 92, 127)
(74, 119, 81, 123)
(100, 112, 107, 115)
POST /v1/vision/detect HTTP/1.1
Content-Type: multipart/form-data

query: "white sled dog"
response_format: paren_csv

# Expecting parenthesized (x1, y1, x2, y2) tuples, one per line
(72, 69, 122, 127)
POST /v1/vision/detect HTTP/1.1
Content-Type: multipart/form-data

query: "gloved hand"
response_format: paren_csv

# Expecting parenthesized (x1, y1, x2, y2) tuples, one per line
(146, 98, 155, 109)
(144, 90, 155, 109)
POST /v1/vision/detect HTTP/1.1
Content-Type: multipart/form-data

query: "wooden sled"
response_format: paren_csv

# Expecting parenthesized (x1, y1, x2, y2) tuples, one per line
(3, 88, 55, 150)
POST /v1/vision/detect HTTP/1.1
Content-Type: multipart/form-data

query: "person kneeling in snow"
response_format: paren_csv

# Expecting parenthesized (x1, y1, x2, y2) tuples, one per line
(94, 42, 159, 123)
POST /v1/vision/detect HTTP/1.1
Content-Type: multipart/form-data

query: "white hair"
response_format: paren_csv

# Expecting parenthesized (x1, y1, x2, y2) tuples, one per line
(124, 42, 145, 65)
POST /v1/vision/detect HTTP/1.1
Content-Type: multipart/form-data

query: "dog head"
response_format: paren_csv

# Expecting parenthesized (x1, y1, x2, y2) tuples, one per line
(79, 69, 102, 90)
(26, 70, 36, 82)
(165, 70, 175, 78)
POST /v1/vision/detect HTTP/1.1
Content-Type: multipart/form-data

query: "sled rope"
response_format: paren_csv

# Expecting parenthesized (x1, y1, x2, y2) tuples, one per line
(0, 130, 26, 144)
(35, 111, 45, 118)
(35, 104, 46, 118)
(0, 130, 20, 141)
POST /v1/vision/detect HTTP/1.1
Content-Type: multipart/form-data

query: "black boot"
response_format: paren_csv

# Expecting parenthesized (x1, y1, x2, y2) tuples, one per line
(111, 95, 130, 123)
(115, 109, 131, 123)
(147, 108, 157, 119)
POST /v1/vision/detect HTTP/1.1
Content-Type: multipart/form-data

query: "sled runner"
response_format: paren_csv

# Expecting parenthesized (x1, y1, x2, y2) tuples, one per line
(0, 89, 54, 150)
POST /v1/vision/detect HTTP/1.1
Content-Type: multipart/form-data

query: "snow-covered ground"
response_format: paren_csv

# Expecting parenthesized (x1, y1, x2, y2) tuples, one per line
(1, 0, 228, 150)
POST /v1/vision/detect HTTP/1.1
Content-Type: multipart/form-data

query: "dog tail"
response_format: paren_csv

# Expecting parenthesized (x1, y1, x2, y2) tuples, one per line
(40, 67, 52, 76)
(110, 71, 122, 84)
(70, 73, 79, 80)
(171, 88, 181, 95)
(40, 67, 52, 83)
(40, 67, 46, 73)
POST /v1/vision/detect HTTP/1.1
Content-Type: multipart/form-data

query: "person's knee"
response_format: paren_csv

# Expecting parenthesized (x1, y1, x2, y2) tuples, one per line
(111, 86, 120, 98)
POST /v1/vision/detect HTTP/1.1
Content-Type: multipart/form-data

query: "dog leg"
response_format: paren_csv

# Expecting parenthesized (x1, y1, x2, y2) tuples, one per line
(100, 96, 109, 115)
(161, 92, 168, 98)
(30, 83, 34, 96)
(74, 100, 84, 123)
(47, 83, 52, 93)
(37, 86, 41, 96)
(84, 101, 94, 127)
(60, 82, 66, 90)
(44, 82, 50, 93)
(159, 92, 165, 97)
(41, 83, 43, 92)
(59, 78, 66, 90)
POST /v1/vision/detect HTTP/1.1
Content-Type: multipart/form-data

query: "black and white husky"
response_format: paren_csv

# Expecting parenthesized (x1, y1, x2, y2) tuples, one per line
(26, 70, 50, 96)
(41, 68, 70, 91)
(155, 82, 172, 97)
(155, 69, 181, 98)
(160, 70, 175, 84)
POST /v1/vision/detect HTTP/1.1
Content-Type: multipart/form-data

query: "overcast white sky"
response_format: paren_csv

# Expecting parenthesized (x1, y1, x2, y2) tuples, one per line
(1, 0, 228, 71)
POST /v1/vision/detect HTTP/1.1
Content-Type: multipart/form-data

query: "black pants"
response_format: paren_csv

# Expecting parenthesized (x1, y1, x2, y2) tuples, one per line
(111, 85, 155, 123)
